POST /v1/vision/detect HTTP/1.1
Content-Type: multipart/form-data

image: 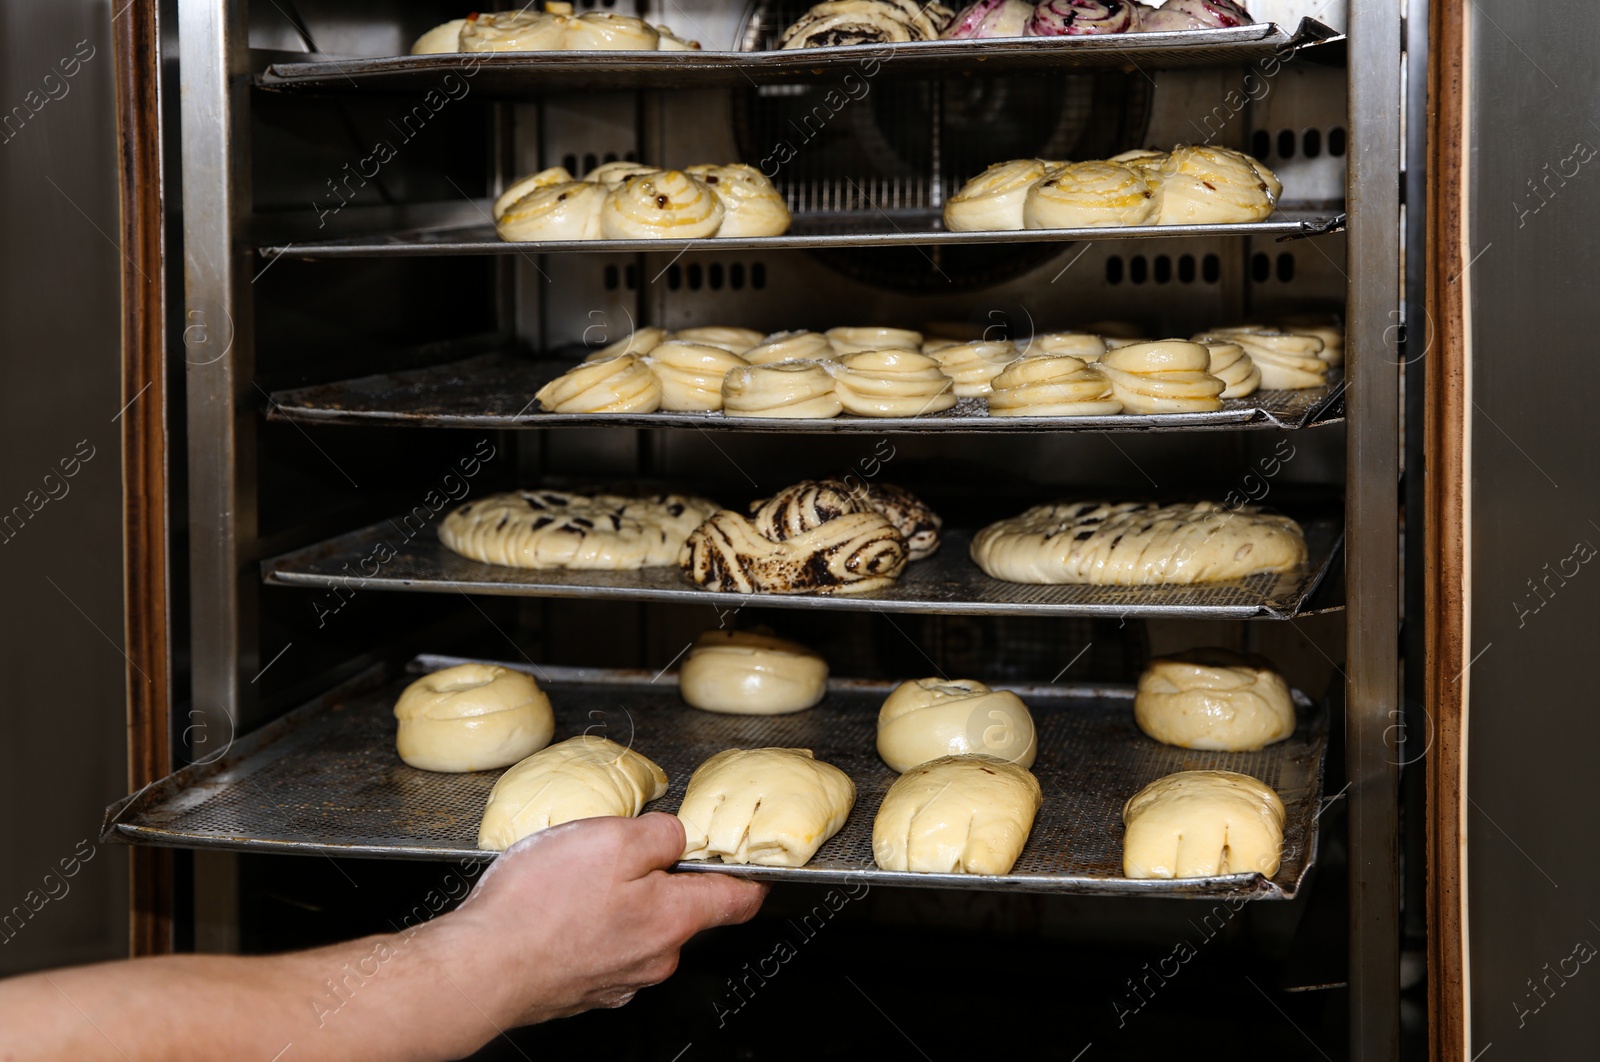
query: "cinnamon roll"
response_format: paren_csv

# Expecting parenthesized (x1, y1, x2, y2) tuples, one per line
(985, 355, 1123, 417)
(534, 353, 662, 413)
(685, 164, 792, 238)
(601, 170, 725, 240)
(828, 349, 957, 417)
(722, 362, 843, 419)
(943, 159, 1051, 232)
(1023, 160, 1160, 228)
(495, 180, 607, 242)
(926, 339, 1020, 396)
(644, 342, 749, 411)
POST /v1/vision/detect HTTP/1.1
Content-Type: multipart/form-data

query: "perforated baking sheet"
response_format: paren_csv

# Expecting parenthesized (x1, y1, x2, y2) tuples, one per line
(265, 354, 1345, 434)
(102, 659, 1325, 898)
(256, 20, 1341, 96)
(261, 516, 1342, 620)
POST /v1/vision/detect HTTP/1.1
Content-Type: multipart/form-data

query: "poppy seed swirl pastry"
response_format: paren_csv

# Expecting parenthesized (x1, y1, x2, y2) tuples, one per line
(779, 0, 953, 48)
(680, 507, 909, 595)
(677, 748, 855, 867)
(1025, 0, 1142, 35)
(535, 352, 661, 413)
(985, 354, 1122, 417)
(1122, 770, 1284, 880)
(827, 349, 957, 417)
(873, 755, 1042, 875)
(943, 159, 1051, 232)
(1134, 649, 1295, 751)
(1023, 160, 1159, 228)
(601, 170, 725, 240)
(971, 500, 1308, 585)
(393, 663, 555, 773)
(495, 180, 608, 242)
(1097, 340, 1226, 413)
(750, 479, 942, 560)
(685, 164, 792, 238)
(441, 489, 718, 570)
(876, 678, 1037, 773)
(722, 361, 843, 419)
(678, 630, 830, 715)
(477, 736, 669, 851)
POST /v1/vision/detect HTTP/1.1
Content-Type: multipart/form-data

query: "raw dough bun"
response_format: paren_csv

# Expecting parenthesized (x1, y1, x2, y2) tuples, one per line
(412, 18, 468, 53)
(496, 180, 608, 242)
(477, 736, 669, 851)
(583, 161, 663, 190)
(722, 361, 842, 419)
(826, 326, 923, 355)
(679, 630, 829, 714)
(927, 340, 1020, 397)
(1121, 769, 1284, 879)
(1147, 145, 1279, 225)
(1135, 649, 1295, 751)
(877, 677, 1037, 772)
(872, 755, 1042, 875)
(493, 166, 576, 221)
(744, 330, 835, 365)
(1197, 340, 1261, 398)
(943, 159, 1050, 232)
(393, 664, 555, 772)
(678, 748, 855, 866)
(461, 11, 569, 51)
(601, 170, 725, 239)
(943, 0, 1035, 38)
(680, 508, 908, 594)
(685, 165, 793, 238)
(587, 326, 668, 362)
(535, 353, 661, 413)
(1274, 315, 1344, 366)
(1023, 160, 1159, 228)
(828, 349, 957, 417)
(750, 479, 942, 560)
(779, 0, 949, 48)
(441, 489, 718, 569)
(1193, 328, 1328, 389)
(986, 355, 1122, 417)
(643, 341, 748, 411)
(1097, 339, 1226, 413)
(670, 326, 765, 353)
(1138, 0, 1253, 32)
(563, 12, 660, 49)
(1025, 331, 1108, 360)
(970, 500, 1308, 584)
(656, 24, 701, 49)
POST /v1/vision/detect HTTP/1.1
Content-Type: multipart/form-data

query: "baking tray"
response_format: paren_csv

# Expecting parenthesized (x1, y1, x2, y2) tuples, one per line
(261, 514, 1343, 620)
(265, 353, 1345, 433)
(255, 20, 1341, 97)
(102, 657, 1326, 899)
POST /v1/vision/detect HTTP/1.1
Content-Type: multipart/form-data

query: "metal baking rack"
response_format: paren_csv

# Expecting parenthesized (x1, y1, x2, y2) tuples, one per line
(261, 515, 1343, 620)
(265, 353, 1345, 434)
(255, 20, 1342, 97)
(102, 659, 1326, 899)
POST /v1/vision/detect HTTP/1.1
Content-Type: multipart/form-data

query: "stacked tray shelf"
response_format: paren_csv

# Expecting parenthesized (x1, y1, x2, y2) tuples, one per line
(103, 658, 1327, 899)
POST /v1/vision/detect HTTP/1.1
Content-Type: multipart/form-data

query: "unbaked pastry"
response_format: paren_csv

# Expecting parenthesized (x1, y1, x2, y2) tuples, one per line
(1097, 339, 1226, 413)
(587, 326, 668, 362)
(563, 11, 660, 49)
(872, 755, 1042, 875)
(1138, 0, 1252, 32)
(1147, 145, 1278, 225)
(943, 0, 1035, 38)
(779, 0, 953, 48)
(678, 748, 855, 867)
(644, 341, 749, 411)
(685, 164, 793, 238)
(1025, 0, 1143, 36)
(534, 353, 662, 413)
(1197, 340, 1261, 398)
(826, 326, 924, 355)
(1025, 331, 1108, 360)
(441, 489, 718, 569)
(1134, 649, 1295, 751)
(394, 663, 554, 773)
(678, 630, 829, 714)
(1023, 160, 1159, 228)
(877, 678, 1037, 772)
(828, 349, 957, 417)
(722, 361, 843, 419)
(601, 170, 725, 240)
(1122, 769, 1284, 879)
(459, 11, 569, 51)
(943, 159, 1050, 232)
(493, 166, 574, 221)
(749, 479, 942, 560)
(985, 354, 1123, 417)
(670, 326, 765, 354)
(1274, 314, 1344, 367)
(926, 340, 1020, 396)
(1193, 327, 1328, 389)
(680, 508, 908, 594)
(496, 180, 608, 242)
(744, 330, 836, 365)
(412, 18, 470, 53)
(477, 736, 669, 851)
(970, 500, 1308, 585)
(583, 161, 663, 191)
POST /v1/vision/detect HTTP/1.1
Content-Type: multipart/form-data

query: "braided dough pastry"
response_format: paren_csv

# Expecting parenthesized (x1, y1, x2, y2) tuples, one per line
(1197, 340, 1261, 398)
(1193, 328, 1328, 389)
(441, 489, 717, 569)
(877, 678, 1037, 772)
(495, 180, 608, 242)
(986, 354, 1122, 417)
(679, 630, 829, 715)
(643, 341, 748, 411)
(600, 170, 725, 240)
(1122, 770, 1284, 879)
(750, 479, 942, 560)
(970, 500, 1308, 585)
(477, 736, 669, 851)
(1097, 340, 1225, 413)
(873, 755, 1042, 875)
(827, 326, 924, 355)
(678, 748, 856, 867)
(1147, 145, 1279, 225)
(722, 361, 843, 419)
(393, 664, 554, 773)
(943, 159, 1050, 232)
(1023, 160, 1159, 228)
(1135, 649, 1295, 751)
(535, 353, 661, 413)
(685, 165, 792, 238)
(927, 340, 1020, 396)
(744, 330, 835, 365)
(828, 349, 956, 417)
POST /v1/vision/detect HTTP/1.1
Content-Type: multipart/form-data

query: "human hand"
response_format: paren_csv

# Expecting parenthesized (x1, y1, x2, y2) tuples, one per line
(438, 812, 767, 1027)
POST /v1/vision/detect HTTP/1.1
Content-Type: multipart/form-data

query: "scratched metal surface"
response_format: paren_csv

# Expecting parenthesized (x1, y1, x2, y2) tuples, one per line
(103, 659, 1325, 898)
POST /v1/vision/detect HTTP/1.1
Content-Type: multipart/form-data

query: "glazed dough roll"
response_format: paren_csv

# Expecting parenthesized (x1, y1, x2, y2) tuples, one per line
(1025, 331, 1108, 360)
(826, 326, 924, 355)
(460, 11, 569, 51)
(828, 349, 956, 417)
(927, 340, 1020, 397)
(1194, 328, 1328, 389)
(1274, 315, 1344, 366)
(1149, 145, 1279, 225)
(1023, 160, 1159, 229)
(680, 508, 908, 594)
(679, 630, 829, 714)
(678, 748, 855, 867)
(744, 330, 835, 365)
(534, 353, 662, 413)
(583, 161, 662, 190)
(1096, 340, 1226, 413)
(671, 326, 765, 354)
(1122, 770, 1285, 879)
(601, 170, 725, 239)
(656, 24, 700, 49)
(943, 159, 1050, 232)
(686, 164, 792, 238)
(986, 356, 1122, 417)
(722, 361, 842, 419)
(440, 490, 718, 570)
(644, 341, 748, 411)
(477, 736, 669, 851)
(412, 18, 468, 53)
(563, 11, 660, 49)
(873, 755, 1042, 875)
(1197, 341, 1261, 398)
(496, 180, 608, 242)
(587, 326, 668, 362)
(493, 166, 575, 221)
(876, 678, 1037, 772)
(1135, 649, 1295, 751)
(394, 663, 554, 773)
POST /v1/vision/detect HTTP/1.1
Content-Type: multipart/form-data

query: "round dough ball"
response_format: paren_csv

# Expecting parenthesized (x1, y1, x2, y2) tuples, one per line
(1134, 649, 1294, 751)
(877, 677, 1037, 772)
(1122, 769, 1285, 879)
(393, 664, 554, 773)
(679, 630, 829, 715)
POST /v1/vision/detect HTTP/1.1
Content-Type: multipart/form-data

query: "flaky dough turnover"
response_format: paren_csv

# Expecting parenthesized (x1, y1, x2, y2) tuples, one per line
(394, 663, 555, 773)
(1121, 769, 1285, 879)
(440, 490, 717, 570)
(873, 755, 1042, 875)
(477, 736, 669, 851)
(1135, 649, 1295, 751)
(876, 678, 1037, 772)
(678, 629, 829, 715)
(678, 748, 855, 867)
